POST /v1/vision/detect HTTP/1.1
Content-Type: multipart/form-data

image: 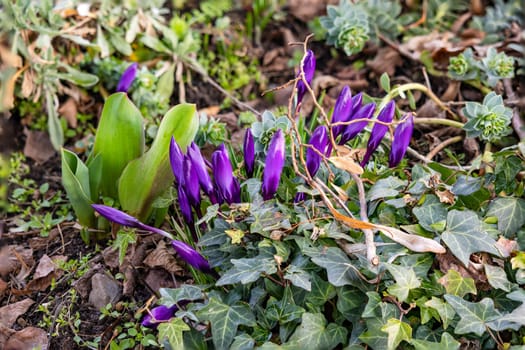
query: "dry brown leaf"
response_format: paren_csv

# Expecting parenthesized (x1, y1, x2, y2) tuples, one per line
(495, 237, 518, 258)
(0, 245, 34, 278)
(199, 105, 220, 117)
(23, 130, 56, 163)
(0, 278, 7, 298)
(0, 45, 22, 67)
(26, 255, 66, 292)
(329, 156, 364, 175)
(0, 299, 35, 328)
(436, 189, 455, 204)
(366, 46, 402, 76)
(20, 69, 35, 98)
(4, 327, 48, 350)
(374, 223, 446, 254)
(144, 241, 184, 275)
(0, 66, 25, 112)
(58, 97, 78, 128)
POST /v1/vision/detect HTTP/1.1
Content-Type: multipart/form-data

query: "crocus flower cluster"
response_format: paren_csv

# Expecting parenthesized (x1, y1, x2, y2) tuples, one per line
(91, 204, 211, 273)
(116, 63, 138, 93)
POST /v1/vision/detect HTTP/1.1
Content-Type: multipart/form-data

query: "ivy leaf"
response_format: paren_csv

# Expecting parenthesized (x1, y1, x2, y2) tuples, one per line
(484, 264, 513, 292)
(157, 318, 190, 349)
(425, 297, 456, 329)
(410, 332, 460, 350)
(385, 263, 421, 302)
(286, 313, 348, 350)
(284, 265, 311, 291)
(437, 269, 477, 297)
(367, 177, 406, 202)
(216, 257, 277, 286)
(412, 195, 447, 232)
(230, 333, 256, 350)
(441, 210, 499, 266)
(308, 247, 362, 287)
(159, 285, 204, 307)
(444, 295, 501, 336)
(197, 297, 256, 350)
(486, 197, 525, 237)
(380, 318, 412, 350)
(337, 286, 367, 315)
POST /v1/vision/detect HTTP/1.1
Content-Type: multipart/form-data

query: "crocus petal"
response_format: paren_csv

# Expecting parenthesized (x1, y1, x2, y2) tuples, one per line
(177, 185, 194, 226)
(172, 240, 211, 272)
(243, 129, 255, 177)
(294, 192, 307, 203)
(262, 129, 285, 200)
(183, 156, 201, 209)
(338, 102, 376, 145)
(169, 137, 185, 185)
(306, 125, 329, 176)
(389, 113, 414, 167)
(296, 50, 316, 105)
(212, 144, 241, 204)
(92, 204, 141, 228)
(361, 100, 396, 166)
(331, 86, 353, 138)
(116, 63, 138, 93)
(142, 305, 178, 328)
(187, 142, 214, 198)
(352, 92, 363, 112)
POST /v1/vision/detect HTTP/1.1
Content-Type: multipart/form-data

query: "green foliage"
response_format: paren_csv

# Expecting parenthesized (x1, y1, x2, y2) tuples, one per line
(462, 92, 513, 142)
(471, 0, 523, 43)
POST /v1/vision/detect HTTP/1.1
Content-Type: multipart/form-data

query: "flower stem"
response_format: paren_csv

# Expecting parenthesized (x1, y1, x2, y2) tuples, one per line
(414, 118, 464, 129)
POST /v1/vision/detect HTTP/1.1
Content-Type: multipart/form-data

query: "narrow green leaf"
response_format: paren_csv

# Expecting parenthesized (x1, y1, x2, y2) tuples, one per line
(57, 65, 99, 87)
(118, 103, 198, 220)
(88, 93, 144, 199)
(46, 90, 63, 150)
(380, 318, 412, 350)
(157, 64, 176, 102)
(157, 318, 190, 349)
(441, 210, 499, 266)
(486, 197, 525, 237)
(380, 73, 391, 92)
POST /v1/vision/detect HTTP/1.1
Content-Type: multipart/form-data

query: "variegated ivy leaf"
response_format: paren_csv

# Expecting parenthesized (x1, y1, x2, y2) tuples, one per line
(444, 295, 501, 336)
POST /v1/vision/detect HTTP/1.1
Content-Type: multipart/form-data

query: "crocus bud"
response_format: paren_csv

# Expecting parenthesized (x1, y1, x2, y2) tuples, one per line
(352, 92, 363, 111)
(306, 125, 329, 177)
(169, 137, 185, 185)
(187, 142, 214, 199)
(262, 129, 285, 200)
(296, 50, 316, 105)
(389, 113, 414, 167)
(294, 192, 307, 203)
(172, 240, 212, 272)
(92, 204, 141, 228)
(177, 185, 193, 226)
(116, 63, 138, 93)
(331, 86, 354, 138)
(338, 102, 376, 145)
(142, 305, 178, 328)
(243, 129, 255, 177)
(183, 156, 201, 209)
(361, 100, 396, 166)
(212, 144, 241, 204)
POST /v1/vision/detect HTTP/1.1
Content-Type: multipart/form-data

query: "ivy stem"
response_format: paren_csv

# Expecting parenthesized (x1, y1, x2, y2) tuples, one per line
(378, 83, 459, 121)
(414, 118, 464, 129)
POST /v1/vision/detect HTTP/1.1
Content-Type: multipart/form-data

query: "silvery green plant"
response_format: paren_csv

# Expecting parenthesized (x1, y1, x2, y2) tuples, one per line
(462, 92, 513, 142)
(448, 48, 479, 81)
(482, 47, 516, 86)
(251, 110, 290, 153)
(320, 0, 370, 56)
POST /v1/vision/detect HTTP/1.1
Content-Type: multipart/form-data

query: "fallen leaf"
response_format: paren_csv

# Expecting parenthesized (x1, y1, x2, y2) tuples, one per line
(4, 327, 48, 350)
(436, 189, 455, 204)
(366, 46, 402, 76)
(0, 245, 34, 279)
(0, 278, 7, 298)
(58, 97, 78, 128)
(143, 241, 184, 275)
(23, 130, 56, 163)
(198, 105, 220, 117)
(495, 237, 518, 258)
(145, 269, 177, 292)
(288, 0, 336, 21)
(0, 299, 35, 328)
(375, 223, 446, 254)
(329, 156, 364, 175)
(26, 255, 66, 292)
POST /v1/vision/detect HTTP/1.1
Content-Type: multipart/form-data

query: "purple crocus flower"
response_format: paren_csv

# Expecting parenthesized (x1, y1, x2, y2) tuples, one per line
(338, 102, 376, 145)
(116, 63, 138, 93)
(306, 125, 329, 177)
(352, 92, 363, 112)
(91, 204, 211, 273)
(211, 144, 241, 204)
(262, 129, 285, 200)
(183, 156, 201, 209)
(331, 86, 354, 138)
(187, 142, 215, 200)
(389, 113, 414, 167)
(177, 185, 194, 226)
(172, 240, 211, 272)
(243, 129, 255, 177)
(296, 50, 316, 105)
(142, 305, 178, 328)
(169, 137, 185, 185)
(361, 100, 396, 166)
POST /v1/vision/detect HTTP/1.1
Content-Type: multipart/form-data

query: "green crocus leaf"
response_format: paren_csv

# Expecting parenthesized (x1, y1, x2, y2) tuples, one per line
(118, 103, 198, 221)
(61, 148, 95, 227)
(444, 295, 501, 336)
(441, 210, 499, 266)
(157, 318, 190, 349)
(88, 93, 144, 199)
(197, 297, 256, 350)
